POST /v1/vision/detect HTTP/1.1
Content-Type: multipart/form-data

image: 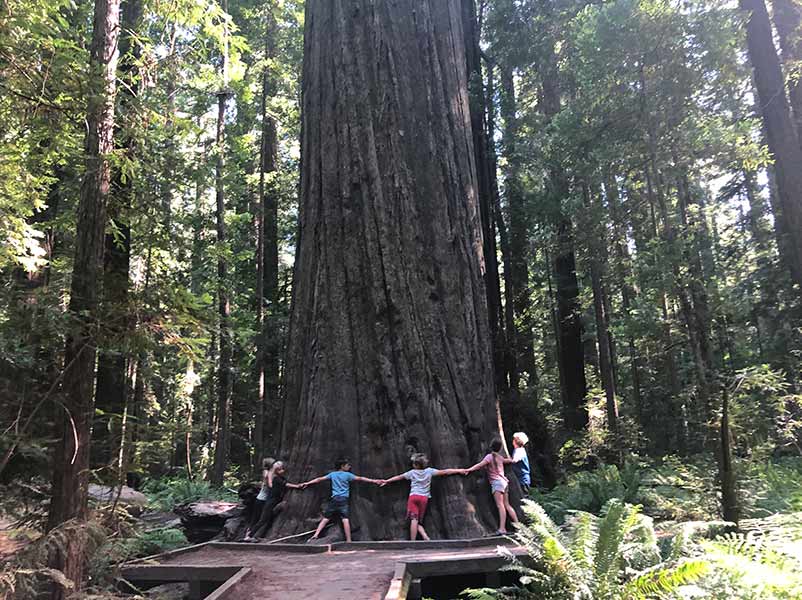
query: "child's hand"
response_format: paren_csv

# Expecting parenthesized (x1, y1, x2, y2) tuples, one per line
(460, 469, 469, 475)
(378, 479, 387, 487)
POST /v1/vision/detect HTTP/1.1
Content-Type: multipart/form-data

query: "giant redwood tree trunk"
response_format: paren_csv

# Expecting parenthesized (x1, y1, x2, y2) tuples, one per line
(277, 0, 503, 541)
(47, 0, 120, 595)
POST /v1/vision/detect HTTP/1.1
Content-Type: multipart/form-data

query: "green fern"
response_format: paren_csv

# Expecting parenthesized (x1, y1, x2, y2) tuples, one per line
(465, 499, 708, 600)
(620, 559, 709, 599)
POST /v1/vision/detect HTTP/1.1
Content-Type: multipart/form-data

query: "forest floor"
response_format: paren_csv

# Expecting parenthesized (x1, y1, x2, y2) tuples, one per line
(0, 518, 26, 560)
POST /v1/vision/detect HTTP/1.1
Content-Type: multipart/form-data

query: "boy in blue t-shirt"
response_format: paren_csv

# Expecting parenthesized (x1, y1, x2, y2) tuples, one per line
(511, 432, 531, 494)
(299, 458, 381, 542)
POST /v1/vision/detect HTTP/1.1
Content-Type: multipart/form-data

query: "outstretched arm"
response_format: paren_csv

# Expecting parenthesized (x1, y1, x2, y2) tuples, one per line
(434, 468, 469, 476)
(286, 482, 303, 489)
(298, 475, 328, 489)
(465, 457, 490, 473)
(354, 475, 383, 485)
(379, 473, 407, 486)
(500, 456, 514, 465)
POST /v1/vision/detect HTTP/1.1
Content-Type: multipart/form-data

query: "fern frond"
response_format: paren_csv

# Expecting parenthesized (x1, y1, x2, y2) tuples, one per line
(621, 559, 709, 599)
(566, 511, 597, 579)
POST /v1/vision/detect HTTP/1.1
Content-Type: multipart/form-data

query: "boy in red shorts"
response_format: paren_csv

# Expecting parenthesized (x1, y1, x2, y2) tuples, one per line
(380, 454, 467, 541)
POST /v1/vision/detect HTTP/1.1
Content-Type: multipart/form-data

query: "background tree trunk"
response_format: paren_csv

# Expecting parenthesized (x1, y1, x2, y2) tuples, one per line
(92, 0, 142, 476)
(47, 0, 120, 595)
(211, 0, 232, 486)
(771, 0, 802, 137)
(501, 67, 536, 388)
(535, 13, 588, 432)
(256, 8, 280, 467)
(742, 0, 802, 290)
(278, 0, 503, 540)
(583, 185, 619, 450)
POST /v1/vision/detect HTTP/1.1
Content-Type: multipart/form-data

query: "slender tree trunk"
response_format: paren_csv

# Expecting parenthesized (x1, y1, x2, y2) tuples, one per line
(211, 0, 232, 486)
(93, 0, 142, 475)
(535, 13, 587, 432)
(255, 8, 279, 467)
(583, 184, 619, 449)
(719, 385, 739, 524)
(501, 66, 537, 388)
(657, 174, 712, 441)
(607, 179, 644, 428)
(741, 0, 802, 290)
(553, 217, 588, 432)
(485, 60, 518, 390)
(771, 0, 802, 137)
(278, 0, 503, 540)
(47, 0, 120, 595)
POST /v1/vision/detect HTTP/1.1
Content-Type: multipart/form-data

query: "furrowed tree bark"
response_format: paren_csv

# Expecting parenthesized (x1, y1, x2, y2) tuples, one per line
(211, 0, 232, 487)
(771, 0, 802, 137)
(278, 0, 504, 540)
(47, 0, 120, 595)
(255, 7, 280, 467)
(93, 0, 142, 475)
(741, 0, 802, 290)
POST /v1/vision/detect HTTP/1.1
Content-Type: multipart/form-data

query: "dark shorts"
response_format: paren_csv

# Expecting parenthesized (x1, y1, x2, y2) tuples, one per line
(406, 494, 429, 522)
(323, 496, 350, 519)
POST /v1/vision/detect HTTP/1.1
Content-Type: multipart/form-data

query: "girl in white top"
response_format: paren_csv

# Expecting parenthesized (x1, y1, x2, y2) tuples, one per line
(380, 453, 467, 541)
(245, 457, 275, 537)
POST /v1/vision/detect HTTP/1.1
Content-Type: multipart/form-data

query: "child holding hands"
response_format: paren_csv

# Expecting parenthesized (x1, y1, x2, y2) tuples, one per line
(298, 458, 382, 543)
(380, 453, 467, 541)
(465, 439, 520, 535)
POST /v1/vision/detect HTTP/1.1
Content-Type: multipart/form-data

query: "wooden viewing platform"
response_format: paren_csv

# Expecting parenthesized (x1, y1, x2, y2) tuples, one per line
(120, 538, 525, 600)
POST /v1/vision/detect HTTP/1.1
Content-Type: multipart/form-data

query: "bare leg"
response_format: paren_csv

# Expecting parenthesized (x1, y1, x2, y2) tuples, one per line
(311, 517, 330, 539)
(342, 518, 352, 543)
(410, 519, 418, 541)
(494, 491, 507, 533)
(417, 524, 430, 541)
(503, 492, 519, 525)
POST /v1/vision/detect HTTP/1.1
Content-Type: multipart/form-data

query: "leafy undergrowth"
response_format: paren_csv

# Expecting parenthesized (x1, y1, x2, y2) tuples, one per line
(0, 477, 195, 599)
(0, 515, 188, 599)
(142, 476, 237, 512)
(529, 454, 802, 524)
(464, 501, 802, 600)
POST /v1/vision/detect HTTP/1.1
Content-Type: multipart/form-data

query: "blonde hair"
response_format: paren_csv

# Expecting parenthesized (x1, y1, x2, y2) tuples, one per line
(411, 453, 429, 469)
(271, 460, 285, 472)
(513, 432, 529, 446)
